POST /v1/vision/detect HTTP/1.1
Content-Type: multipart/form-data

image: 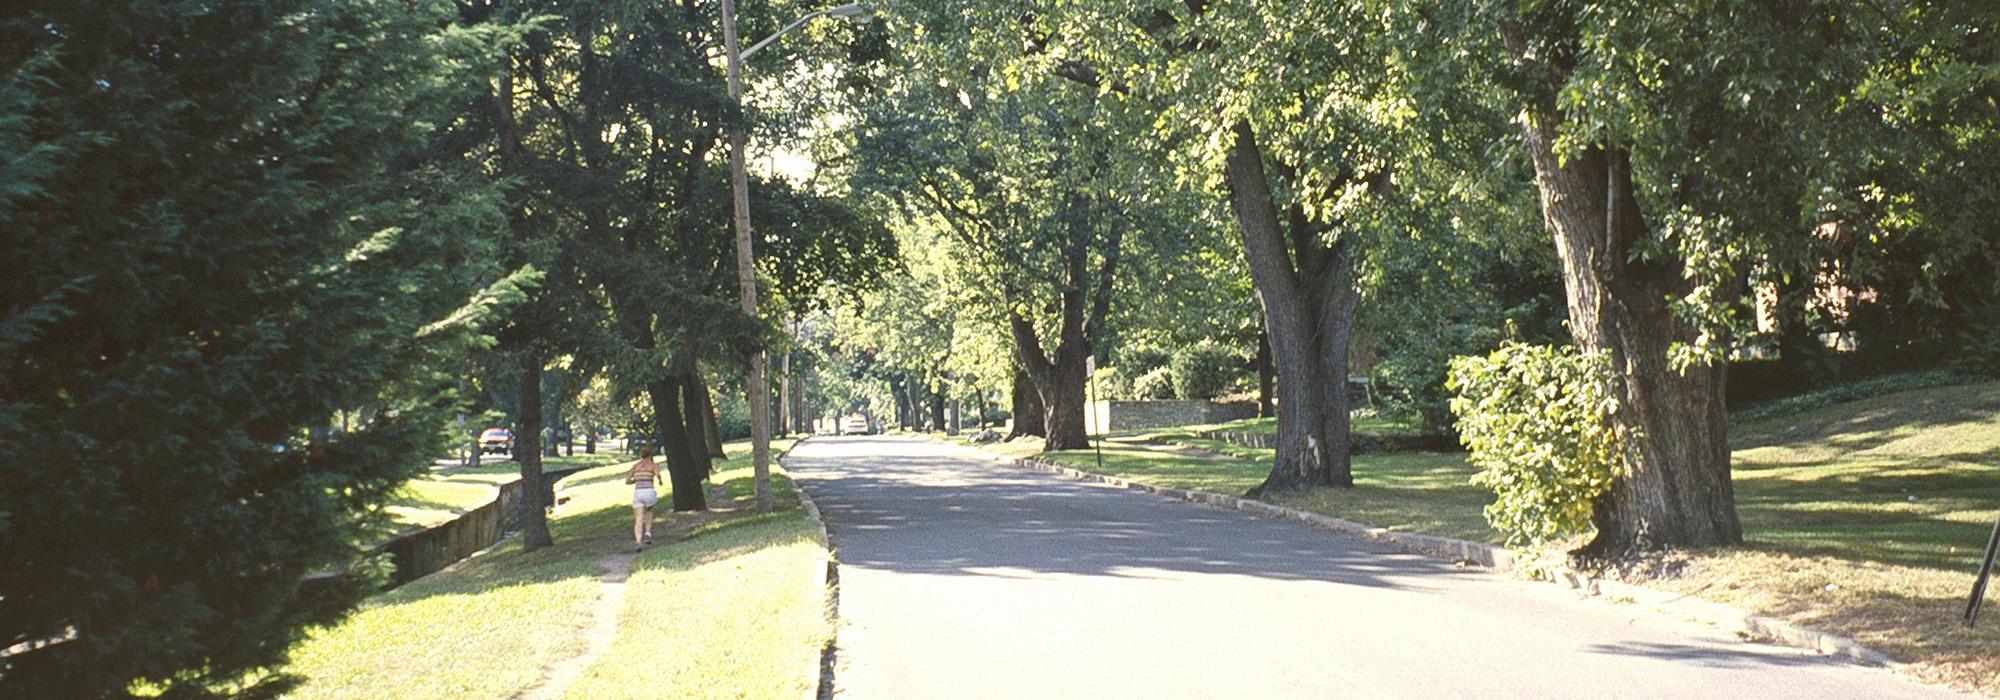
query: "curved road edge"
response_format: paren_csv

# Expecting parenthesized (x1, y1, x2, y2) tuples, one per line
(782, 437, 841, 700)
(940, 436, 1900, 670)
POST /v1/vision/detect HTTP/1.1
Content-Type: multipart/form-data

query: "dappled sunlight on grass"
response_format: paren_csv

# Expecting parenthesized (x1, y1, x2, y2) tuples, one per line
(281, 440, 826, 699)
(561, 511, 830, 700)
(283, 529, 605, 699)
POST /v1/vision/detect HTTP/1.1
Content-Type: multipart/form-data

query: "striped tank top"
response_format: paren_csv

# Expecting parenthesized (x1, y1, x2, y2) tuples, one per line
(631, 460, 659, 490)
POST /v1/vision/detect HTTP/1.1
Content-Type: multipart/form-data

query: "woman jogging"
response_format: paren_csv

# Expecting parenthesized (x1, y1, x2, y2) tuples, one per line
(626, 444, 662, 551)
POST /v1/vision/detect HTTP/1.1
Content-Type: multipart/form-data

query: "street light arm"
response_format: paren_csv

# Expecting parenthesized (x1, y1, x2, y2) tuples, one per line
(740, 7, 833, 60)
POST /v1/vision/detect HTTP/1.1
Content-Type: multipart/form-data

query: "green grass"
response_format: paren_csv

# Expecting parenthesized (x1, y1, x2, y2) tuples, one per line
(991, 436, 1497, 543)
(381, 452, 635, 535)
(560, 509, 830, 699)
(1727, 380, 2000, 571)
(283, 438, 824, 700)
(284, 459, 634, 699)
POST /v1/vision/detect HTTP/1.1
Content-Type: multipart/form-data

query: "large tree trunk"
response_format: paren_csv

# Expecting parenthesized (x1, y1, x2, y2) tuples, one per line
(1256, 329, 1275, 418)
(1006, 368, 1045, 439)
(890, 376, 912, 431)
(1519, 119, 1741, 553)
(1011, 311, 1094, 451)
(1009, 200, 1120, 453)
(778, 351, 793, 438)
(679, 368, 713, 476)
(646, 376, 707, 512)
(929, 385, 947, 434)
(516, 356, 553, 549)
(690, 373, 725, 459)
(1223, 122, 1358, 494)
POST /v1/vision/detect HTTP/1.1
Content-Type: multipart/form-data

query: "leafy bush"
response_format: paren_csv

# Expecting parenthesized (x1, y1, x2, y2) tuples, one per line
(1133, 366, 1176, 399)
(1092, 364, 1137, 400)
(1373, 321, 1501, 434)
(1169, 343, 1240, 400)
(1447, 343, 1619, 547)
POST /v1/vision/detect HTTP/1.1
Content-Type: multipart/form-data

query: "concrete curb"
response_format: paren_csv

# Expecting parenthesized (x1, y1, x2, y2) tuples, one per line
(781, 439, 840, 700)
(964, 441, 1897, 670)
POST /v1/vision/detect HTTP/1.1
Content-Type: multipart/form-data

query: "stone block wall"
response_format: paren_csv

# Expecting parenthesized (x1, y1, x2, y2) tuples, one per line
(1088, 400, 1259, 432)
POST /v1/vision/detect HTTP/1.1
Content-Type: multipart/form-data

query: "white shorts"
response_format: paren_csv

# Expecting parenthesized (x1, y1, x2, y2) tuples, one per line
(633, 487, 658, 508)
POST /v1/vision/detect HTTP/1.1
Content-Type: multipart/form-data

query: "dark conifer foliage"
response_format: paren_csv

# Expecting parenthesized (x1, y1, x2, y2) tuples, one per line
(0, 1, 527, 695)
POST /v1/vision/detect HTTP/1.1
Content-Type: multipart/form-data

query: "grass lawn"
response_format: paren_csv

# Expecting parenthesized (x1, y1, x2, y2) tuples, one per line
(1641, 381, 2000, 695)
(283, 438, 823, 700)
(960, 379, 2000, 695)
(380, 452, 635, 535)
(559, 509, 829, 699)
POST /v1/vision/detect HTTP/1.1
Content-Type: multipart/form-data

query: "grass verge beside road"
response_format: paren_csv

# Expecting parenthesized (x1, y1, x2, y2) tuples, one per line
(560, 509, 829, 699)
(283, 438, 823, 699)
(955, 380, 2000, 696)
(381, 452, 634, 535)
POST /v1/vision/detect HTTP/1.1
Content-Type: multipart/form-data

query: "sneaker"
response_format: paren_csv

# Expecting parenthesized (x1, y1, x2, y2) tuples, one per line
(643, 534, 654, 545)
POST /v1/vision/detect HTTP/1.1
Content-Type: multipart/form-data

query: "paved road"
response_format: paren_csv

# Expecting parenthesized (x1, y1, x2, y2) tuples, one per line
(789, 435, 1969, 700)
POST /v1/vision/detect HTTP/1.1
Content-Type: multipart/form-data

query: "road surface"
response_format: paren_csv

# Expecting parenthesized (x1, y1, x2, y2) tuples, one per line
(789, 435, 1968, 700)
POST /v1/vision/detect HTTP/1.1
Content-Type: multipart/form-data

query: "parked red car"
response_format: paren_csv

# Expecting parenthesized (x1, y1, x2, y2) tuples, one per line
(479, 428, 514, 455)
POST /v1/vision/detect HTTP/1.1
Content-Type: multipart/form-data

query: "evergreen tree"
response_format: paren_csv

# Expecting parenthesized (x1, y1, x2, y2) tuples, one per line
(0, 2, 525, 695)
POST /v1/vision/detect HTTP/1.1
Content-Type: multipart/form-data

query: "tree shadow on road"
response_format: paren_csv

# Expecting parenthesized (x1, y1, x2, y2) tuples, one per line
(790, 440, 1487, 593)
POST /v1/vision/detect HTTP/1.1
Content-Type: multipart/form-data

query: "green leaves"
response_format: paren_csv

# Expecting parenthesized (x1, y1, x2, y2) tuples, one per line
(1448, 342, 1620, 547)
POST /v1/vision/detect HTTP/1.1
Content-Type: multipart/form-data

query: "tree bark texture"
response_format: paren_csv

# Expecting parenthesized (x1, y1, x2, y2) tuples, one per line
(1007, 368, 1046, 439)
(516, 357, 553, 549)
(1256, 330, 1275, 418)
(1519, 117, 1741, 553)
(678, 368, 713, 476)
(647, 376, 708, 511)
(929, 386, 947, 434)
(1008, 201, 1120, 452)
(890, 376, 912, 431)
(693, 373, 725, 459)
(1223, 122, 1359, 494)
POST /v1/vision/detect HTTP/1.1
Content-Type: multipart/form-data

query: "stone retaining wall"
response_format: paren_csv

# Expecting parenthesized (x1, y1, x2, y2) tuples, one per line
(1091, 400, 1258, 432)
(1198, 429, 1457, 454)
(373, 466, 587, 587)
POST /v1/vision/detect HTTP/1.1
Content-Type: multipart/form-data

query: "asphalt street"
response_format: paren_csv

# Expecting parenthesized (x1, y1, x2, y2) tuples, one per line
(789, 434, 1970, 700)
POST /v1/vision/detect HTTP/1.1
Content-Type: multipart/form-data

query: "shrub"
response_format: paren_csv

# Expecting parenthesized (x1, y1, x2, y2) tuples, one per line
(1132, 366, 1176, 399)
(1092, 364, 1136, 400)
(1447, 343, 1620, 547)
(1374, 321, 1500, 432)
(1169, 343, 1240, 401)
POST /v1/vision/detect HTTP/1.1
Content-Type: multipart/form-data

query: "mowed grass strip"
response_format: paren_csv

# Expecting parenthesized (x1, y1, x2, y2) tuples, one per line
(560, 505, 831, 700)
(282, 458, 636, 699)
(284, 438, 821, 699)
(381, 451, 634, 534)
(977, 433, 1496, 544)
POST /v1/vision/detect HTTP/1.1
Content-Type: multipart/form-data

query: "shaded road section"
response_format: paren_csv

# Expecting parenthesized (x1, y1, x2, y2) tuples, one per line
(790, 435, 1967, 700)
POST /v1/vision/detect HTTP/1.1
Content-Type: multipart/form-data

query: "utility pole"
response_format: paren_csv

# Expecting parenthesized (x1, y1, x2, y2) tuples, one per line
(719, 0, 773, 511)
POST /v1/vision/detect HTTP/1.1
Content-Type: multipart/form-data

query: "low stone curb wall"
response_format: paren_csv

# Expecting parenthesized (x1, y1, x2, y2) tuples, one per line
(1197, 430, 1458, 454)
(980, 446, 1896, 670)
(373, 465, 589, 588)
